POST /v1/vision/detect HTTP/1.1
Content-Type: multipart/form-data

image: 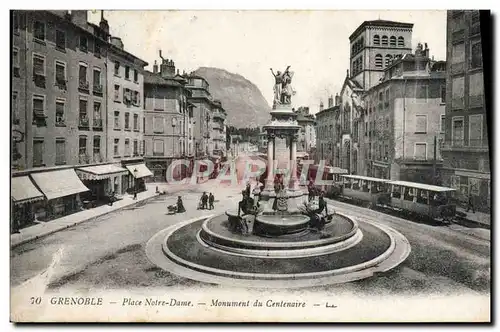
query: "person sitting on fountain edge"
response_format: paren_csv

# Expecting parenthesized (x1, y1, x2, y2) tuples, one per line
(310, 191, 329, 230)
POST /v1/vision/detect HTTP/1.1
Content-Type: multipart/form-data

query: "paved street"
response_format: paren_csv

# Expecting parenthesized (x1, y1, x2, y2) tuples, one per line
(11, 180, 490, 296)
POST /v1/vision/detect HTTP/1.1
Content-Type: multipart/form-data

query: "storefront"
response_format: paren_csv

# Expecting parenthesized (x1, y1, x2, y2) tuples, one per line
(76, 164, 129, 203)
(11, 176, 45, 232)
(30, 169, 90, 221)
(125, 163, 153, 193)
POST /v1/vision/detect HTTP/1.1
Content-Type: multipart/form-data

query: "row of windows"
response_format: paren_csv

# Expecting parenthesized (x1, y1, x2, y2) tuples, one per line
(450, 40, 483, 69)
(373, 35, 405, 47)
(13, 15, 104, 59)
(113, 111, 141, 131)
(114, 61, 139, 83)
(31, 135, 108, 167)
(450, 114, 484, 145)
(113, 138, 144, 157)
(451, 72, 484, 110)
(374, 54, 401, 68)
(151, 139, 187, 156)
(114, 85, 141, 107)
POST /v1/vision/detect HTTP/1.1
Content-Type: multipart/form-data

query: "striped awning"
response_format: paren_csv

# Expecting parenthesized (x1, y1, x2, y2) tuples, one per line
(76, 164, 128, 181)
(126, 164, 153, 179)
(31, 169, 89, 200)
(11, 176, 44, 205)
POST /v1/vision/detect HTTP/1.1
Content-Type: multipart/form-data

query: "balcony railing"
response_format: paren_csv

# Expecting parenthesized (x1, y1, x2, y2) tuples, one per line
(78, 80, 89, 92)
(470, 23, 481, 36)
(93, 153, 103, 163)
(79, 116, 89, 128)
(93, 118, 103, 129)
(79, 154, 90, 164)
(440, 139, 489, 152)
(93, 84, 103, 95)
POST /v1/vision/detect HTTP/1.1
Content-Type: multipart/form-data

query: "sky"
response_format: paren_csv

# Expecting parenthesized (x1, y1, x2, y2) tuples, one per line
(88, 10, 447, 114)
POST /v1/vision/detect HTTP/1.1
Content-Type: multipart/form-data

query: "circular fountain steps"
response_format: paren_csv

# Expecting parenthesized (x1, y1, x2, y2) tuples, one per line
(145, 213, 412, 288)
(199, 213, 361, 258)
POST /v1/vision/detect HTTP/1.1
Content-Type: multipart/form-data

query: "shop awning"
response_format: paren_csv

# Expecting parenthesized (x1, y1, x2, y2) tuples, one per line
(31, 169, 90, 200)
(126, 164, 153, 179)
(11, 176, 44, 205)
(76, 164, 129, 181)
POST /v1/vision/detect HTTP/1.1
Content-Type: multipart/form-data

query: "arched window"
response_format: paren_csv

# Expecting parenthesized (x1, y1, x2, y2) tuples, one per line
(373, 35, 380, 45)
(385, 54, 393, 67)
(398, 36, 405, 47)
(375, 54, 383, 68)
(390, 36, 397, 47)
(381, 35, 388, 46)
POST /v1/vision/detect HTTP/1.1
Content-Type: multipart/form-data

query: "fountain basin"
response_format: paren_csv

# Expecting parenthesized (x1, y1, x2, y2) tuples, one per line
(253, 214, 310, 236)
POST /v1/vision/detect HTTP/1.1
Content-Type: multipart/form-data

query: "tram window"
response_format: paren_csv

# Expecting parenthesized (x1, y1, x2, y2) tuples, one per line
(353, 180, 360, 190)
(362, 182, 370, 192)
(416, 190, 429, 204)
(404, 188, 414, 201)
(392, 186, 401, 198)
(344, 179, 352, 189)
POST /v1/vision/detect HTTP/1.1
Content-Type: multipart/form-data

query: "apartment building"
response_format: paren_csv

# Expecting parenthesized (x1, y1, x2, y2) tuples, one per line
(441, 10, 490, 211)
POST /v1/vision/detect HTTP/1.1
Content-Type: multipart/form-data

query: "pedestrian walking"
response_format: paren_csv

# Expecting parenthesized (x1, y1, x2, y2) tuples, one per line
(209, 193, 215, 210)
(201, 192, 208, 210)
(133, 190, 138, 200)
(466, 193, 475, 213)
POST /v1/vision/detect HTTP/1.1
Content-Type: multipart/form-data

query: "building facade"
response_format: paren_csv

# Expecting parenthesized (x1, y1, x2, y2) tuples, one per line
(105, 35, 148, 194)
(441, 10, 489, 211)
(143, 57, 195, 182)
(314, 97, 340, 164)
(12, 10, 109, 170)
(11, 10, 153, 229)
(211, 99, 227, 158)
(295, 107, 316, 155)
(360, 45, 446, 182)
(185, 74, 213, 158)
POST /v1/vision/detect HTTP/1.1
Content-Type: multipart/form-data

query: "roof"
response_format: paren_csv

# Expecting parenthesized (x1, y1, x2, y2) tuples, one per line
(389, 181, 456, 192)
(315, 105, 339, 118)
(341, 175, 391, 182)
(349, 20, 414, 41)
(143, 71, 184, 87)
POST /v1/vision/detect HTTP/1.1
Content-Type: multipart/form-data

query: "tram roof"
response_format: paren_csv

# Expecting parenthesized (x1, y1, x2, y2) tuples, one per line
(341, 175, 390, 182)
(389, 181, 456, 192)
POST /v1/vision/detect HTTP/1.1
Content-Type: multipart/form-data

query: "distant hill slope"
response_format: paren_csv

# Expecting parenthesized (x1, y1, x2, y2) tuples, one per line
(193, 67, 271, 128)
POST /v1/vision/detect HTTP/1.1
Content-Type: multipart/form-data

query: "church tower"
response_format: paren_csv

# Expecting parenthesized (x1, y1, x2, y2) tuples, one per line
(349, 20, 414, 91)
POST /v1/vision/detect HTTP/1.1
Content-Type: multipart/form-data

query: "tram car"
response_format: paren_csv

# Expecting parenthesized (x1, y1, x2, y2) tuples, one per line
(339, 175, 392, 208)
(297, 163, 348, 198)
(388, 181, 456, 221)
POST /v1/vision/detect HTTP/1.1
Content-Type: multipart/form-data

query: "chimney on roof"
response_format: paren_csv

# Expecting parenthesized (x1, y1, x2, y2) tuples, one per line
(328, 95, 334, 108)
(153, 60, 158, 74)
(70, 10, 88, 27)
(319, 100, 324, 112)
(99, 10, 109, 35)
(335, 93, 341, 106)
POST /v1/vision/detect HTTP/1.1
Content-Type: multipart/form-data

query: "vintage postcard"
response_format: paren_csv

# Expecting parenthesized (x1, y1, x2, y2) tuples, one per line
(9, 9, 491, 323)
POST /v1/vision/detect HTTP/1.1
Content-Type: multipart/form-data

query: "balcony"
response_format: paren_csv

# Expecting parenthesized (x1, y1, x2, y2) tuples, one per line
(470, 23, 481, 37)
(33, 74, 46, 88)
(55, 77, 67, 90)
(78, 80, 90, 93)
(212, 110, 226, 120)
(79, 153, 90, 164)
(79, 116, 90, 129)
(452, 30, 465, 43)
(55, 116, 66, 127)
(93, 118, 103, 130)
(32, 109, 47, 127)
(93, 153, 103, 163)
(93, 84, 103, 96)
(440, 139, 489, 152)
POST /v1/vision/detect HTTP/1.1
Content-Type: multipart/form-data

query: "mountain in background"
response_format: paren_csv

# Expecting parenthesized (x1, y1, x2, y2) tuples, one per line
(193, 67, 271, 128)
